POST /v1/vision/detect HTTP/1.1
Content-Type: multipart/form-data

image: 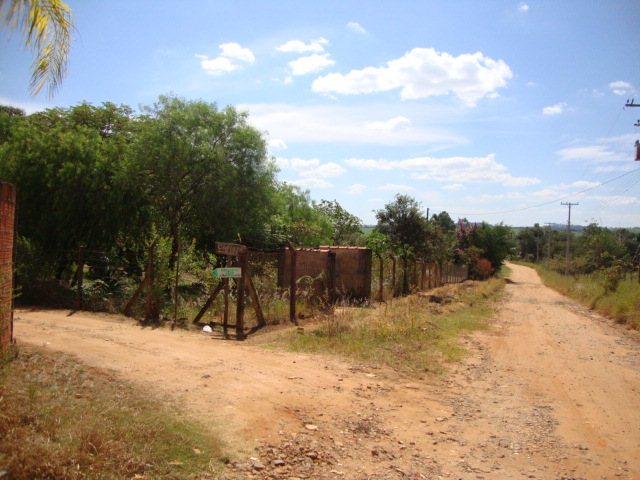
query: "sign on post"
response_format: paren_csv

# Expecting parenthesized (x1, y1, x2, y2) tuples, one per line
(215, 242, 247, 257)
(213, 267, 242, 278)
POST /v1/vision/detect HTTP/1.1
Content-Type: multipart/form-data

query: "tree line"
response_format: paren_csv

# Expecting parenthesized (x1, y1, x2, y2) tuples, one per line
(516, 222, 640, 283)
(0, 96, 515, 311)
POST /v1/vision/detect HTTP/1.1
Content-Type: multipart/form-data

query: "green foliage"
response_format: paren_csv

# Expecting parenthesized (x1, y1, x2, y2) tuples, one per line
(375, 194, 428, 260)
(315, 199, 364, 245)
(131, 95, 277, 263)
(366, 231, 389, 259)
(532, 262, 640, 329)
(431, 210, 456, 233)
(266, 183, 332, 247)
(0, 102, 147, 275)
(455, 220, 515, 277)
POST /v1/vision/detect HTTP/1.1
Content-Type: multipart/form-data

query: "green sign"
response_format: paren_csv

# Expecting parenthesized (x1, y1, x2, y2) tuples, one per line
(213, 267, 242, 278)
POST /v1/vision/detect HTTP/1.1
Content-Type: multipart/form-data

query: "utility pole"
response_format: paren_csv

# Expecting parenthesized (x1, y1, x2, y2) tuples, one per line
(544, 222, 554, 260)
(561, 202, 578, 275)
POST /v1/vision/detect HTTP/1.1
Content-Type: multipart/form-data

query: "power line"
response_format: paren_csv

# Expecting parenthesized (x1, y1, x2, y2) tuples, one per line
(561, 202, 578, 275)
(450, 167, 640, 217)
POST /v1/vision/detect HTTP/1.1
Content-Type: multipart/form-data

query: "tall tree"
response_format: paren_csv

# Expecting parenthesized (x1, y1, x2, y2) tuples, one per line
(266, 183, 332, 247)
(0, 102, 144, 276)
(132, 95, 277, 263)
(375, 194, 428, 293)
(431, 210, 456, 233)
(1, 0, 74, 96)
(315, 199, 363, 245)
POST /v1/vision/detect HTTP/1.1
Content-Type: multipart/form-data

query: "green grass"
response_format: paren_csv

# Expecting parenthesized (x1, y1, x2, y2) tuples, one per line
(0, 346, 228, 479)
(523, 262, 640, 329)
(259, 278, 505, 375)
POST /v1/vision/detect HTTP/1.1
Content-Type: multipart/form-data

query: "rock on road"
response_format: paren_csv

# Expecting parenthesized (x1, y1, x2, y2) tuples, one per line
(14, 263, 640, 479)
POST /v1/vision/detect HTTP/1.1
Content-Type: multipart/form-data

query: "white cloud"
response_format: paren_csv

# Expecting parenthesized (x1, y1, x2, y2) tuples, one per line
(365, 116, 411, 132)
(593, 164, 636, 173)
(518, 3, 530, 12)
(443, 183, 464, 191)
(288, 178, 333, 189)
(557, 145, 617, 162)
(542, 102, 567, 116)
(609, 80, 634, 96)
(346, 154, 540, 187)
(276, 38, 328, 54)
(197, 55, 236, 75)
(272, 157, 290, 169)
(556, 134, 637, 165)
(347, 21, 367, 34)
(268, 138, 288, 151)
(289, 53, 335, 76)
(280, 157, 346, 178)
(312, 47, 512, 106)
(348, 184, 366, 195)
(219, 42, 255, 63)
(197, 42, 255, 75)
(240, 103, 465, 146)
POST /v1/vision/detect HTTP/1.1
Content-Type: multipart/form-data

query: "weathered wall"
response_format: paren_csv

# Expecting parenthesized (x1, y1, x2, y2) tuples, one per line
(278, 247, 372, 301)
(0, 182, 16, 354)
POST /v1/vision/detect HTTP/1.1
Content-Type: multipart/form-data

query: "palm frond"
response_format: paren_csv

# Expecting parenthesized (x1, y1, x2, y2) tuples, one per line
(1, 0, 73, 97)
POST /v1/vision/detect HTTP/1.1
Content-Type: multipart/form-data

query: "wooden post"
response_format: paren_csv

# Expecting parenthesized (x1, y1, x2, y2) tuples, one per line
(391, 256, 397, 298)
(192, 281, 224, 324)
(223, 278, 229, 337)
(327, 250, 336, 305)
(172, 242, 180, 328)
(145, 242, 158, 322)
(244, 273, 265, 327)
(420, 261, 426, 291)
(378, 255, 384, 302)
(124, 240, 157, 318)
(75, 244, 86, 311)
(236, 252, 247, 340)
(286, 241, 298, 325)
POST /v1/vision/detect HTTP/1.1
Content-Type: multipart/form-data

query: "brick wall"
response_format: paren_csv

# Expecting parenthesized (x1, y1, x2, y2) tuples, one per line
(0, 182, 16, 354)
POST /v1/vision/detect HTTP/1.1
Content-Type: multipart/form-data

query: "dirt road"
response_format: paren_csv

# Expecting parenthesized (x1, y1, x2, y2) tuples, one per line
(14, 263, 640, 479)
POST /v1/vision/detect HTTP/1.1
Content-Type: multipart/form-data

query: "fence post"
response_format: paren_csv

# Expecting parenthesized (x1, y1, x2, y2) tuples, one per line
(0, 182, 16, 358)
(75, 244, 86, 311)
(391, 256, 397, 298)
(236, 251, 247, 340)
(145, 242, 158, 322)
(378, 255, 384, 302)
(286, 241, 298, 326)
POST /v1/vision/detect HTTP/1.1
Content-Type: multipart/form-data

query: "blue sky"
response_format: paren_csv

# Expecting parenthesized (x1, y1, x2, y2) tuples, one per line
(1, 0, 640, 227)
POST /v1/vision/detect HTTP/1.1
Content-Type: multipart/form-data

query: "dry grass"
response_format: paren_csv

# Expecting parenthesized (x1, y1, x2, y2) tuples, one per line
(0, 346, 227, 479)
(526, 263, 640, 330)
(258, 278, 505, 375)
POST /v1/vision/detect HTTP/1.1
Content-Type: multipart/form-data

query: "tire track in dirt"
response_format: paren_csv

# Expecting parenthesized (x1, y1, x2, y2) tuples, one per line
(13, 263, 640, 479)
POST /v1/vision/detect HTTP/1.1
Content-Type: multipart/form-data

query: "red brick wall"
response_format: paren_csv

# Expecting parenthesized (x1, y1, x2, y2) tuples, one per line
(278, 247, 372, 301)
(0, 182, 16, 354)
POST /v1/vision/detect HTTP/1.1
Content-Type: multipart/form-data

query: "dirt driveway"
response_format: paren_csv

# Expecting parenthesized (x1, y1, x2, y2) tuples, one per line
(14, 263, 640, 479)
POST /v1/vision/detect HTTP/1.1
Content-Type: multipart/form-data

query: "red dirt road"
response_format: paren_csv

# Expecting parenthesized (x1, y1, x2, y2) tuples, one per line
(14, 263, 640, 479)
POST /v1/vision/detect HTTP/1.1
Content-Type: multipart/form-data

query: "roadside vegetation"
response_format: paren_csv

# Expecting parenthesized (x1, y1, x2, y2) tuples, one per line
(516, 222, 640, 329)
(258, 277, 505, 375)
(0, 346, 227, 479)
(528, 264, 640, 329)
